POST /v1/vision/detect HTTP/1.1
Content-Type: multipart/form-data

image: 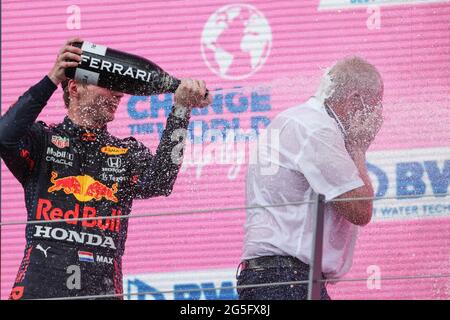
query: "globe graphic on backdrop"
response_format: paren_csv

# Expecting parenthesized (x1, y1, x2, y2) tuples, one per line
(201, 4, 272, 80)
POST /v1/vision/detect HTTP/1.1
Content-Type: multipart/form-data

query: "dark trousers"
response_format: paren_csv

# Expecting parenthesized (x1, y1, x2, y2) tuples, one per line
(236, 256, 331, 300)
(9, 242, 123, 300)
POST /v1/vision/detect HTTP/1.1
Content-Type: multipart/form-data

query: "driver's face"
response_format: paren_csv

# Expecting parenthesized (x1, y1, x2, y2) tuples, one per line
(77, 85, 124, 123)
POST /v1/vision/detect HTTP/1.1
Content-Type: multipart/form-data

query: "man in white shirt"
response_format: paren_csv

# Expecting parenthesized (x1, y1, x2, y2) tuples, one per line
(237, 56, 384, 300)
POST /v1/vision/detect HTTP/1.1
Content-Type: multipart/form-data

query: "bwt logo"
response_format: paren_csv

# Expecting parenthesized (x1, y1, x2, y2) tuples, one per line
(201, 4, 272, 80)
(126, 279, 238, 300)
(368, 160, 449, 198)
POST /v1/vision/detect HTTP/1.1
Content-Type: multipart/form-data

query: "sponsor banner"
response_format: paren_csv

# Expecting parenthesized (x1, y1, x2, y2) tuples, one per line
(2, 0, 449, 300)
(124, 269, 237, 300)
(126, 87, 272, 142)
(367, 147, 449, 221)
(201, 4, 272, 80)
(318, 0, 450, 10)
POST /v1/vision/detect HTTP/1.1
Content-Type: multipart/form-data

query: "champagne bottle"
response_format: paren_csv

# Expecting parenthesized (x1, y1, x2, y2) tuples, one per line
(65, 41, 181, 96)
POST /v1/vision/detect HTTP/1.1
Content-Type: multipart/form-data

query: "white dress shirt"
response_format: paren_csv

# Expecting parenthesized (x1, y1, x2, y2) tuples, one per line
(242, 97, 365, 279)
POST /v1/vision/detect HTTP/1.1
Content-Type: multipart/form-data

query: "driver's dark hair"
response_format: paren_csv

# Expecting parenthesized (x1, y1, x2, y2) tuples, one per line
(61, 79, 87, 108)
(61, 79, 70, 108)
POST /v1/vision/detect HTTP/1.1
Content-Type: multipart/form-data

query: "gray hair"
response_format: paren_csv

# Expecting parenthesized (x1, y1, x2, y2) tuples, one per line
(317, 56, 383, 104)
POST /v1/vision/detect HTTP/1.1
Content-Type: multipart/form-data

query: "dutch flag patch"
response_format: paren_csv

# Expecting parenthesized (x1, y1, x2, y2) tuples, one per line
(78, 251, 94, 263)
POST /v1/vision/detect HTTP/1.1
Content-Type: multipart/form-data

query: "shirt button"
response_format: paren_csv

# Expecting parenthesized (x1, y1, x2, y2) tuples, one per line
(290, 285, 294, 288)
(294, 271, 298, 274)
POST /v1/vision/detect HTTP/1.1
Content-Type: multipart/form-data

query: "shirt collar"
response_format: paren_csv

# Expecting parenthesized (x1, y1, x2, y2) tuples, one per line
(308, 96, 347, 138)
(62, 116, 108, 141)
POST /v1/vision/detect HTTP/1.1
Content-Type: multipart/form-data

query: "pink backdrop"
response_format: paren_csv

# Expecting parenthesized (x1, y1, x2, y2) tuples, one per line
(1, 0, 449, 299)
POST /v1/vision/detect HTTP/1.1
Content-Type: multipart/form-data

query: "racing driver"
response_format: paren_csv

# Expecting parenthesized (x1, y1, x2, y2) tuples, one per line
(0, 38, 211, 299)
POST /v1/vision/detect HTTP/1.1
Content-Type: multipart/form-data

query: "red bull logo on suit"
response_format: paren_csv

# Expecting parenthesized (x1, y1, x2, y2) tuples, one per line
(48, 171, 118, 202)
